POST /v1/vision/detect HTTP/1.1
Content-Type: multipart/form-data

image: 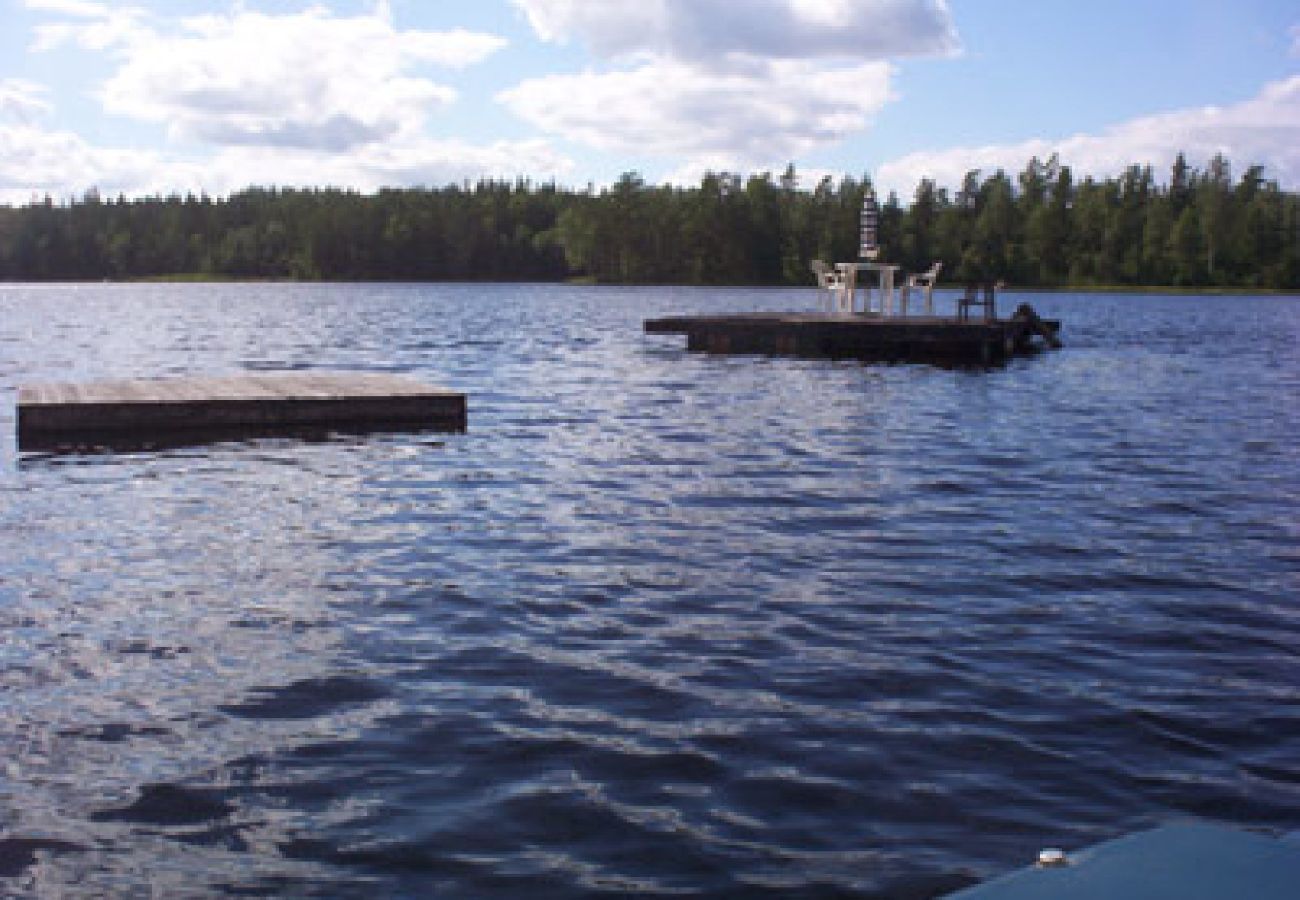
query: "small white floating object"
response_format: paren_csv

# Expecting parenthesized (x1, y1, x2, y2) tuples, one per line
(1037, 848, 1069, 868)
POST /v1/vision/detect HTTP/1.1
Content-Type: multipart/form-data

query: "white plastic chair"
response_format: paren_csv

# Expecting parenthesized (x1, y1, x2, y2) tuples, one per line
(810, 259, 850, 313)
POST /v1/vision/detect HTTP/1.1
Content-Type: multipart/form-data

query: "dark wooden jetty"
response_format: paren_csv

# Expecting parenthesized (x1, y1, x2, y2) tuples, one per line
(645, 302, 1061, 365)
(16, 371, 466, 451)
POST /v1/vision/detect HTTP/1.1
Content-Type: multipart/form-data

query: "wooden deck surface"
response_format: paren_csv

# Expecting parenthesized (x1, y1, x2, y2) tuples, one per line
(17, 371, 466, 450)
(17, 372, 454, 406)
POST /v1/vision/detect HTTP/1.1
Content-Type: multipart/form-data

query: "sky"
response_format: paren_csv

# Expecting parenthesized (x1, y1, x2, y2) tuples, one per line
(0, 0, 1297, 205)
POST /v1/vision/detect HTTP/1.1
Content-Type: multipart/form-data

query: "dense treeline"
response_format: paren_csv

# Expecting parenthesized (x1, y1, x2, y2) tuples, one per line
(1, 153, 1297, 288)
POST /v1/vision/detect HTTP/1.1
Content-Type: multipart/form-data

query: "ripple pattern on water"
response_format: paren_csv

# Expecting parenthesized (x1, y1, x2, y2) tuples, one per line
(1, 284, 1298, 897)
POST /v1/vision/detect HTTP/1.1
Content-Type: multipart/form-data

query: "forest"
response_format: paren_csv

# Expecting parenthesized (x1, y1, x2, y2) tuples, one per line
(0, 153, 1297, 289)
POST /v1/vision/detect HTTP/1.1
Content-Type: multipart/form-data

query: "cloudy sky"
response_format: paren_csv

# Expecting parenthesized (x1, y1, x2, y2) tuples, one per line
(0, 0, 1297, 204)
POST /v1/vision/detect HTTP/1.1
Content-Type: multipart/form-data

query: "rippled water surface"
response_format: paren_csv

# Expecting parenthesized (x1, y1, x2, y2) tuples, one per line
(1, 283, 1297, 897)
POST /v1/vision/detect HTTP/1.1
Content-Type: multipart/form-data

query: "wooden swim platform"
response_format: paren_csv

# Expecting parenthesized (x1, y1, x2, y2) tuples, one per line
(644, 307, 1061, 365)
(17, 371, 466, 451)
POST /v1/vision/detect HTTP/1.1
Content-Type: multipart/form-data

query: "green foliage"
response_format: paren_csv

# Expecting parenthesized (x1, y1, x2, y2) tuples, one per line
(0, 155, 1297, 289)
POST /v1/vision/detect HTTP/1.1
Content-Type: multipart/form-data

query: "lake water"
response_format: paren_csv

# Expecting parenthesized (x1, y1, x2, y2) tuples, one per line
(1, 283, 1297, 898)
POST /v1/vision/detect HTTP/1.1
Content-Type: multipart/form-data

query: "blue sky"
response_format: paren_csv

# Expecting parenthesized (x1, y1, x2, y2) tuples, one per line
(0, 0, 1297, 204)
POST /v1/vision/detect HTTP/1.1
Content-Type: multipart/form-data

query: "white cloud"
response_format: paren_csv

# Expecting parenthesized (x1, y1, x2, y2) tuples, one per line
(24, 0, 114, 17)
(0, 55, 180, 204)
(502, 1, 947, 182)
(875, 76, 1300, 196)
(192, 140, 574, 196)
(4, 7, 570, 202)
(28, 1, 148, 52)
(0, 79, 54, 123)
(29, 5, 506, 153)
(0, 123, 167, 203)
(0, 119, 574, 204)
(511, 0, 957, 62)
(500, 57, 892, 174)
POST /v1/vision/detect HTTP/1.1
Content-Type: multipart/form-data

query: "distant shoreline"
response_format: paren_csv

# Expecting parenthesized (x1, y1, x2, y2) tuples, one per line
(1006, 284, 1300, 297)
(2, 276, 1297, 297)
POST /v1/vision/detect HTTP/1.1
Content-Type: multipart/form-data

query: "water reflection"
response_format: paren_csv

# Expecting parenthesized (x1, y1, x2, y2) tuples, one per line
(19, 427, 448, 459)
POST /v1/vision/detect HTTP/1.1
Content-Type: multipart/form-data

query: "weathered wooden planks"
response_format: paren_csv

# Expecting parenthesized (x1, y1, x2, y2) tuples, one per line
(644, 312, 1061, 364)
(17, 371, 466, 450)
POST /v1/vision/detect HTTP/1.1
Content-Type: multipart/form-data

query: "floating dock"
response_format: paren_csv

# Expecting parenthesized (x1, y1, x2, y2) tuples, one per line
(648, 251, 1061, 365)
(644, 308, 1061, 365)
(16, 371, 466, 451)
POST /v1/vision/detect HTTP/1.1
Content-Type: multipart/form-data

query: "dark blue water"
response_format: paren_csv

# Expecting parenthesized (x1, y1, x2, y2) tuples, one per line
(1, 283, 1297, 897)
